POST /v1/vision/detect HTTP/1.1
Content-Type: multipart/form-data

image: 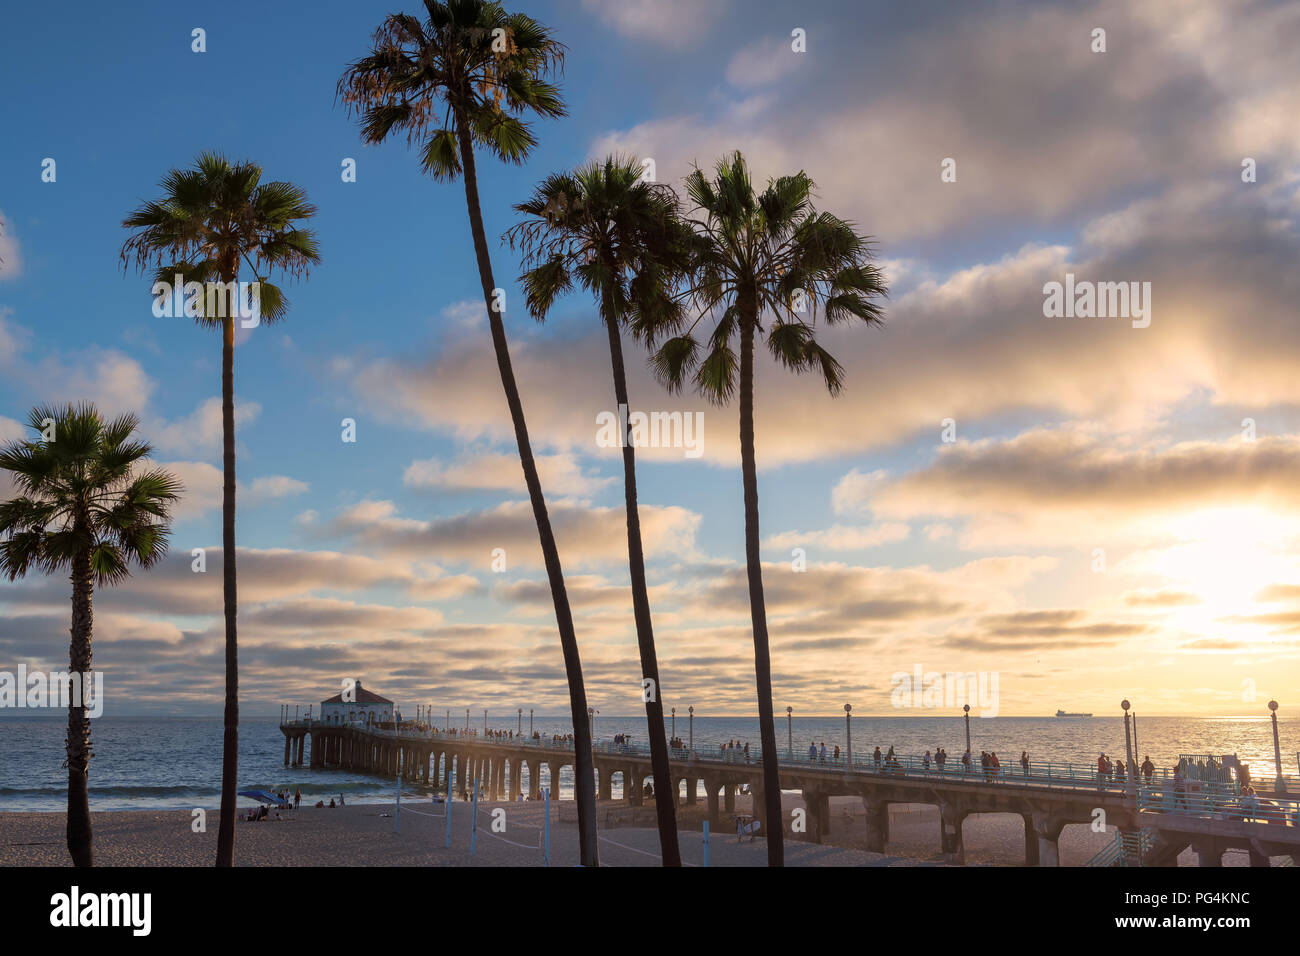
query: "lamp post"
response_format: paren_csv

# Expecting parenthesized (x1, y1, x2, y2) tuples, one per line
(963, 704, 971, 755)
(465, 707, 469, 731)
(518, 708, 522, 735)
(1122, 699, 1136, 802)
(688, 706, 694, 755)
(671, 707, 676, 740)
(529, 708, 534, 736)
(787, 706, 793, 758)
(483, 709, 488, 736)
(845, 704, 853, 767)
(1270, 701, 1286, 793)
(1132, 710, 1140, 772)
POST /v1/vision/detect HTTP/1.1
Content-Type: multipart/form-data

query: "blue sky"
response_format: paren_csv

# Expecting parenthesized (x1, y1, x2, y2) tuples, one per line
(3, 0, 1300, 718)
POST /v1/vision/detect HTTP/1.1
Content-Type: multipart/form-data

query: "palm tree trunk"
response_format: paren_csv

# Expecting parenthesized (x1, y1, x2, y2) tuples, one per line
(603, 309, 681, 866)
(215, 309, 239, 867)
(66, 542, 94, 867)
(452, 114, 599, 866)
(740, 315, 784, 866)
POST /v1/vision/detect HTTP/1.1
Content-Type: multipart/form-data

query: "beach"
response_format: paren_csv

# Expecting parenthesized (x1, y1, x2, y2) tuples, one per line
(0, 791, 1254, 867)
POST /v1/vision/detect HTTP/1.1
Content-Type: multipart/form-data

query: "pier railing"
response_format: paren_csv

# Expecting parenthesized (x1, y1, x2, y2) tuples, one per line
(284, 719, 1286, 796)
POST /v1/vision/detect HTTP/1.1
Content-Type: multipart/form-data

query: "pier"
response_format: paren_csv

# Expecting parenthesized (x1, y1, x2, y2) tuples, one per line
(278, 718, 1300, 866)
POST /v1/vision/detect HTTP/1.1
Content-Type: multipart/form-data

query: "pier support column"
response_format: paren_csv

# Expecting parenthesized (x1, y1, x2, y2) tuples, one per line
(723, 784, 736, 814)
(801, 790, 824, 844)
(705, 779, 722, 828)
(494, 758, 504, 800)
(940, 804, 966, 864)
(599, 768, 612, 802)
(1032, 814, 1064, 867)
(528, 759, 541, 800)
(284, 736, 291, 766)
(1194, 841, 1224, 867)
(687, 778, 697, 805)
(1248, 845, 1270, 867)
(863, 799, 889, 853)
(751, 780, 767, 837)
(1022, 814, 1039, 866)
(548, 762, 563, 800)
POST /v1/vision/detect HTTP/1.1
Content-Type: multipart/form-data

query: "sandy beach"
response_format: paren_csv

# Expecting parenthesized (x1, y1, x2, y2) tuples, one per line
(0, 792, 1254, 867)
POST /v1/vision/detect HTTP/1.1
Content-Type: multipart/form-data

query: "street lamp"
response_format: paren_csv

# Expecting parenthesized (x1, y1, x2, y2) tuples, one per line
(844, 704, 853, 767)
(688, 706, 694, 755)
(465, 707, 469, 731)
(483, 709, 488, 736)
(1270, 701, 1286, 793)
(518, 708, 522, 734)
(529, 708, 534, 736)
(787, 706, 793, 758)
(1122, 699, 1136, 802)
(671, 707, 676, 740)
(963, 704, 971, 755)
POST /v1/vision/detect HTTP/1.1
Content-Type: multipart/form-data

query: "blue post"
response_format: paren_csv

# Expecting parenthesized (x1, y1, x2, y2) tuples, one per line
(444, 771, 453, 848)
(470, 776, 479, 856)
(543, 786, 551, 867)
(702, 820, 710, 867)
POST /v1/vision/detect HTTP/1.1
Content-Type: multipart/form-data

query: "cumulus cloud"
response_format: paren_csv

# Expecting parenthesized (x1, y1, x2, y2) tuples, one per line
(404, 449, 614, 497)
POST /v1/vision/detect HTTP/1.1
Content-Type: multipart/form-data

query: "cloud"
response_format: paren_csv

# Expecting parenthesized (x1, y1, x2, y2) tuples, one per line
(0, 211, 20, 280)
(161, 462, 310, 520)
(579, 0, 731, 48)
(404, 449, 614, 496)
(149, 397, 262, 458)
(329, 497, 701, 570)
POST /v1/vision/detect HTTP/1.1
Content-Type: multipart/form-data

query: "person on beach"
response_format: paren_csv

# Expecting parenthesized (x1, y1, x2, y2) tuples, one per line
(294, 788, 301, 808)
(338, 793, 345, 806)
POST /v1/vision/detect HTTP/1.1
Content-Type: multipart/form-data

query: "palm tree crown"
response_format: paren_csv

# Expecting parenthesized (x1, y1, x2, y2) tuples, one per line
(337, 0, 565, 179)
(508, 155, 688, 329)
(651, 151, 888, 400)
(120, 151, 320, 320)
(0, 404, 180, 583)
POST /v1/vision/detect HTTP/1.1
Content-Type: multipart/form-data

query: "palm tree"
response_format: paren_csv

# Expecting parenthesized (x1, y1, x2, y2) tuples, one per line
(121, 153, 319, 867)
(338, 1, 601, 865)
(508, 155, 692, 865)
(0, 404, 181, 866)
(650, 152, 887, 866)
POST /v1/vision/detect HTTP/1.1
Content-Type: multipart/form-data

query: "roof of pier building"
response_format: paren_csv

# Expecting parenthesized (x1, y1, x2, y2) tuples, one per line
(321, 681, 392, 706)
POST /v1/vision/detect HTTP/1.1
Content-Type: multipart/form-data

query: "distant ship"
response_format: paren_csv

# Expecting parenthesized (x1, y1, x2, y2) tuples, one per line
(1055, 709, 1093, 717)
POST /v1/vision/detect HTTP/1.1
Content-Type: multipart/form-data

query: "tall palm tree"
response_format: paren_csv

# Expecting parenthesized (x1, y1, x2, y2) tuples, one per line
(650, 152, 888, 866)
(0, 404, 181, 867)
(338, 0, 601, 865)
(121, 153, 319, 867)
(508, 155, 692, 865)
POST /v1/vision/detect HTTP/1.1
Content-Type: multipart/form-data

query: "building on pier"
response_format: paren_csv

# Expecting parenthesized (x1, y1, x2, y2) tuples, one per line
(320, 679, 392, 726)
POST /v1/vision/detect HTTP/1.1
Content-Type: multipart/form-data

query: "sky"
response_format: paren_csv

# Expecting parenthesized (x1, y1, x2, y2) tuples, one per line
(2, 0, 1300, 718)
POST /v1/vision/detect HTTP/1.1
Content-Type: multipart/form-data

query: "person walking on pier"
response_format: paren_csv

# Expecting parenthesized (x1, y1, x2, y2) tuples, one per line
(809, 741, 817, 763)
(990, 751, 1001, 780)
(962, 749, 971, 773)
(1141, 755, 1154, 785)
(924, 750, 932, 770)
(819, 741, 827, 764)
(936, 748, 946, 771)
(874, 746, 882, 768)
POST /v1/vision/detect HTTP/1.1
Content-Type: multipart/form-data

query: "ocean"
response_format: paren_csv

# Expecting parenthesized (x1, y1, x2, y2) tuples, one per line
(0, 714, 1295, 811)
